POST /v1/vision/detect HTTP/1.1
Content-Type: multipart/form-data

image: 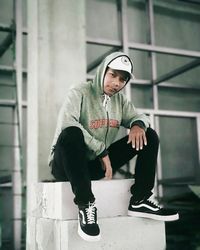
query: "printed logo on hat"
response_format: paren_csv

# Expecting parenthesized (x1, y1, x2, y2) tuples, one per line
(121, 56, 130, 66)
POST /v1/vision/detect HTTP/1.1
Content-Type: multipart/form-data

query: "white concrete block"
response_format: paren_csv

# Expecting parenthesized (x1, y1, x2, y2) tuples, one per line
(26, 217, 37, 250)
(30, 179, 134, 220)
(27, 216, 166, 250)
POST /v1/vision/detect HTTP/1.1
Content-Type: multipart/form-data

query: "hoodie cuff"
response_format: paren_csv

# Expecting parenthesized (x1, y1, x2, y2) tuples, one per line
(98, 149, 109, 158)
(131, 120, 146, 130)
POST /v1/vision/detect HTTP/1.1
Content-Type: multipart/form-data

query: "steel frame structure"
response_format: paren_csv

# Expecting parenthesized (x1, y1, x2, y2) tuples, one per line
(86, 0, 200, 198)
(0, 0, 24, 249)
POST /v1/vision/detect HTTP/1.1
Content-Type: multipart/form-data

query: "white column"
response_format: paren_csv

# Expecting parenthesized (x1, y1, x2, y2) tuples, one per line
(27, 0, 86, 211)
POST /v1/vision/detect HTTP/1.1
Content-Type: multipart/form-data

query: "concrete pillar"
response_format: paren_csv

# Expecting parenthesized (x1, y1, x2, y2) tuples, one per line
(27, 0, 86, 212)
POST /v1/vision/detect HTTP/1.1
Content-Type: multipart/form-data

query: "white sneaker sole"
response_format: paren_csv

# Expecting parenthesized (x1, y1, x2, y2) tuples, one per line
(128, 210, 179, 221)
(78, 223, 101, 242)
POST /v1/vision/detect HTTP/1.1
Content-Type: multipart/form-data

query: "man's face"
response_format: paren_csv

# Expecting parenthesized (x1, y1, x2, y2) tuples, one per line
(103, 68, 129, 96)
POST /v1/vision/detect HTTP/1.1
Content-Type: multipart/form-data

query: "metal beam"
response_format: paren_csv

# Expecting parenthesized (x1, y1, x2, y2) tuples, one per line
(0, 23, 12, 32)
(0, 65, 14, 72)
(141, 80, 200, 90)
(158, 176, 195, 185)
(0, 65, 27, 74)
(86, 37, 200, 58)
(87, 37, 121, 47)
(146, 0, 159, 108)
(177, 0, 200, 5)
(0, 32, 13, 57)
(0, 175, 12, 184)
(153, 58, 200, 85)
(131, 78, 200, 89)
(129, 42, 200, 58)
(138, 108, 200, 118)
(0, 22, 27, 35)
(0, 99, 16, 107)
(0, 83, 16, 87)
(13, 0, 23, 248)
(0, 121, 18, 125)
(0, 99, 27, 108)
(146, 0, 163, 199)
(121, 0, 131, 101)
(197, 116, 200, 173)
(0, 183, 12, 188)
(121, 0, 129, 55)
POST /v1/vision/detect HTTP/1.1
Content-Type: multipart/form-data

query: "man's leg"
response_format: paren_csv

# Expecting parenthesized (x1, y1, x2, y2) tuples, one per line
(108, 127, 159, 201)
(51, 126, 95, 205)
(130, 128, 159, 201)
(107, 128, 179, 221)
(51, 126, 101, 241)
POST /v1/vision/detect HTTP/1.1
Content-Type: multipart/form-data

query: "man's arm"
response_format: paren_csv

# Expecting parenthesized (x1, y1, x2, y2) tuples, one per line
(120, 93, 150, 130)
(120, 94, 149, 151)
(100, 155, 113, 179)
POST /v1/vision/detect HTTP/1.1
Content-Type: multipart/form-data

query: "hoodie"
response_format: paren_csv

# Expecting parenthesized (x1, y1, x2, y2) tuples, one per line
(48, 52, 150, 166)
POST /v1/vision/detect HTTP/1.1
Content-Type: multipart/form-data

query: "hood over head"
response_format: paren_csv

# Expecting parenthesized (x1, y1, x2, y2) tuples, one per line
(91, 52, 134, 96)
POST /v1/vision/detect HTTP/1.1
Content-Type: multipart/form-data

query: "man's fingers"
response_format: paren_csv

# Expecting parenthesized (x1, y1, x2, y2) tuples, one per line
(127, 135, 131, 144)
(136, 136, 140, 151)
(131, 138, 135, 149)
(129, 134, 147, 151)
(139, 135, 143, 150)
(143, 133, 147, 146)
(105, 167, 112, 179)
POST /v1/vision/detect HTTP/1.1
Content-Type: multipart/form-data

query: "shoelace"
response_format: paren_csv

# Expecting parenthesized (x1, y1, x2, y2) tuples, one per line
(146, 198, 161, 209)
(85, 202, 96, 224)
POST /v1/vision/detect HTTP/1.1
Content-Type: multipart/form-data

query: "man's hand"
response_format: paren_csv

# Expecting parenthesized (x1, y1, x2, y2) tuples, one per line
(100, 155, 113, 180)
(127, 125, 147, 151)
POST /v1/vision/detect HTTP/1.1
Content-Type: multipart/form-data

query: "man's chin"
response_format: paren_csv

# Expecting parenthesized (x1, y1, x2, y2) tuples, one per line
(104, 91, 112, 96)
(109, 90, 116, 96)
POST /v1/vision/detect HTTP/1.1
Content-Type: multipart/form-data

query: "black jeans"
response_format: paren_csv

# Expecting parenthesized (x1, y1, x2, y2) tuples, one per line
(51, 126, 159, 206)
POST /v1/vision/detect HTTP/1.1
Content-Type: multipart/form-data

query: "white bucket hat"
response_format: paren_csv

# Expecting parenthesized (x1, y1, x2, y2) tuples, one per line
(108, 56, 134, 79)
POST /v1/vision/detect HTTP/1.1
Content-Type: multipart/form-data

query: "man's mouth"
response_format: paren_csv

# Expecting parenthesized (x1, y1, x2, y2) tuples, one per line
(110, 88, 117, 94)
(106, 87, 119, 96)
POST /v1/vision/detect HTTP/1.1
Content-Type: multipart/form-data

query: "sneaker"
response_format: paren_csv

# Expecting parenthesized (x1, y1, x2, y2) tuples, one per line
(78, 202, 101, 241)
(128, 197, 179, 221)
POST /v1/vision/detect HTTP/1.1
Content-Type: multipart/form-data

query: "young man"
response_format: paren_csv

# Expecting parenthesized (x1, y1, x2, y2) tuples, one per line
(48, 52, 179, 242)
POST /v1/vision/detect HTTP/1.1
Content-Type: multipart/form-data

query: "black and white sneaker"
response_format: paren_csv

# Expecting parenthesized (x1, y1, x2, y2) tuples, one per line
(78, 202, 101, 241)
(128, 197, 179, 221)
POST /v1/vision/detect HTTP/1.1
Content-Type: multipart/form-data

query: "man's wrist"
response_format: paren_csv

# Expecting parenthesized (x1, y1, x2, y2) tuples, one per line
(131, 120, 146, 130)
(98, 149, 108, 158)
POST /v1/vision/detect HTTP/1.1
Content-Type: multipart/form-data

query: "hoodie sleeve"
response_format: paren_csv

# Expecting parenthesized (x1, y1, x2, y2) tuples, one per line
(120, 94, 150, 130)
(50, 88, 106, 161)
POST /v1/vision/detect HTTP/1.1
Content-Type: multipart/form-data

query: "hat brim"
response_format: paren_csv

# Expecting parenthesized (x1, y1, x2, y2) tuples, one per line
(108, 66, 134, 80)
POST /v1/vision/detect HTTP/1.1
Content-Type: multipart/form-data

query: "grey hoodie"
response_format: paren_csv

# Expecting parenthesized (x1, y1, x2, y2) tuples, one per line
(48, 52, 150, 165)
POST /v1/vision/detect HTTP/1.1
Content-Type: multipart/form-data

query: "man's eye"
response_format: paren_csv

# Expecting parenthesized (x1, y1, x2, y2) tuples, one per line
(120, 78, 126, 82)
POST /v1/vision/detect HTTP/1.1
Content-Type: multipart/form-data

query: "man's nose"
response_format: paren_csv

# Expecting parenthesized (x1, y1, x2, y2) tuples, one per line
(113, 77, 120, 87)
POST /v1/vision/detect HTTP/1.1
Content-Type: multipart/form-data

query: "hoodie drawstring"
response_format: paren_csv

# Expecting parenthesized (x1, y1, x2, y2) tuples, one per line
(102, 94, 110, 111)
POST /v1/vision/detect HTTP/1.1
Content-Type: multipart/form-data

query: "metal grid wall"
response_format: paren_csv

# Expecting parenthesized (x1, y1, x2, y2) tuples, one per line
(0, 0, 27, 249)
(86, 0, 200, 199)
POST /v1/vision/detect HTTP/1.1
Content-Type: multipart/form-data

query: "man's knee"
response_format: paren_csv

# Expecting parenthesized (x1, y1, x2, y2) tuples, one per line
(146, 127, 159, 145)
(59, 126, 84, 146)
